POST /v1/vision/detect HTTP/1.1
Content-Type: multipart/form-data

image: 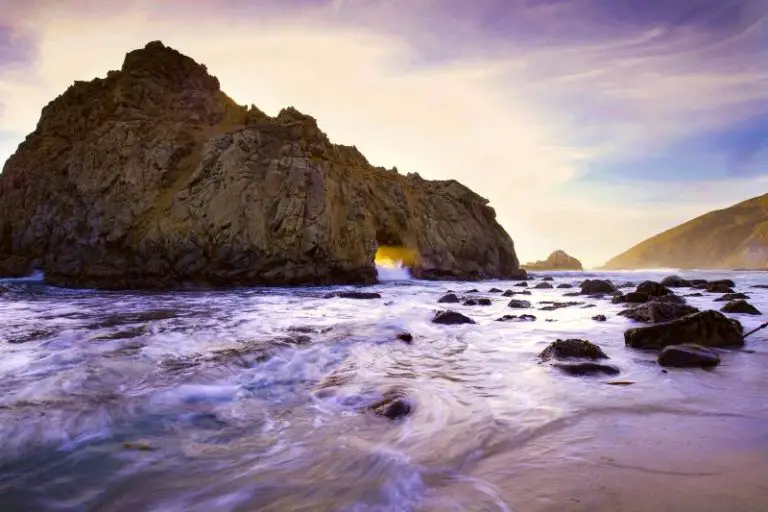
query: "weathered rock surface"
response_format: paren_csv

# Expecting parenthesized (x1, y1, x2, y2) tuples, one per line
(522, 250, 583, 271)
(539, 339, 608, 360)
(658, 344, 720, 368)
(636, 281, 673, 297)
(618, 302, 699, 323)
(580, 279, 617, 295)
(660, 275, 692, 288)
(720, 299, 761, 315)
(624, 310, 744, 349)
(0, 41, 522, 288)
(432, 310, 475, 325)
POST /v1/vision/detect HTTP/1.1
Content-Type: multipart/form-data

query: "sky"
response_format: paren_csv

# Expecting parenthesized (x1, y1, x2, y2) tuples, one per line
(0, 0, 766, 267)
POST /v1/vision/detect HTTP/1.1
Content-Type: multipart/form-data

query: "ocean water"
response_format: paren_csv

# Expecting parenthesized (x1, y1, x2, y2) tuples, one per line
(0, 269, 766, 511)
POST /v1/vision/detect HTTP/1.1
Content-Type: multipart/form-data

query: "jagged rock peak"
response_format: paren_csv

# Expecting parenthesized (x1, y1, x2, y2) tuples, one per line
(120, 40, 220, 91)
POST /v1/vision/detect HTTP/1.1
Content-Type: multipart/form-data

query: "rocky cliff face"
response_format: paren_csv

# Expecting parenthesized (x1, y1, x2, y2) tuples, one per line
(522, 250, 583, 271)
(603, 193, 768, 270)
(0, 41, 522, 288)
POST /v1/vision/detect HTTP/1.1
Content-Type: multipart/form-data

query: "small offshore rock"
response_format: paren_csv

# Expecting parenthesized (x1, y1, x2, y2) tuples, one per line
(553, 362, 620, 376)
(636, 281, 673, 297)
(496, 314, 537, 322)
(556, 283, 573, 289)
(750, 284, 768, 289)
(508, 299, 532, 309)
(618, 281, 636, 289)
(624, 310, 744, 349)
(502, 289, 516, 297)
(539, 339, 608, 360)
(514, 282, 529, 288)
(705, 283, 735, 294)
(438, 293, 460, 304)
(720, 299, 761, 315)
(612, 291, 650, 304)
(685, 292, 704, 297)
(519, 290, 532, 295)
(618, 302, 699, 323)
(592, 314, 607, 322)
(580, 279, 617, 295)
(327, 291, 382, 299)
(534, 282, 553, 289)
(432, 310, 475, 325)
(464, 297, 492, 306)
(396, 332, 413, 343)
(465, 288, 480, 293)
(563, 291, 581, 297)
(658, 344, 720, 368)
(538, 301, 583, 311)
(542, 276, 554, 281)
(660, 275, 692, 288)
(714, 293, 749, 302)
(581, 304, 597, 309)
(488, 287, 503, 293)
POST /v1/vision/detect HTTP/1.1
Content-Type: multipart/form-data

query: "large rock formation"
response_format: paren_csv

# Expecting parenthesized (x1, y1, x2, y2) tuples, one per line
(0, 41, 522, 289)
(522, 250, 582, 271)
(603, 193, 768, 269)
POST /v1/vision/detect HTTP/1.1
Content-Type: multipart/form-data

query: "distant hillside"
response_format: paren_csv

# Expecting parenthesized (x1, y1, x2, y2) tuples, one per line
(603, 193, 768, 270)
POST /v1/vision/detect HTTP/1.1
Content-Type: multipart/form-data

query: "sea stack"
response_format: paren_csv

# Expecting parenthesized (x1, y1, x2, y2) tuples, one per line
(0, 41, 523, 289)
(522, 250, 583, 271)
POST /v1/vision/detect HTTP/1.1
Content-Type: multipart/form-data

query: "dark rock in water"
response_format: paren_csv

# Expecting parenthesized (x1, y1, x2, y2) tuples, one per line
(612, 291, 650, 304)
(710, 279, 736, 288)
(534, 282, 553, 289)
(654, 294, 687, 305)
(690, 279, 708, 286)
(542, 276, 554, 281)
(464, 297, 492, 306)
(660, 275, 692, 288)
(488, 287, 503, 293)
(502, 290, 516, 297)
(624, 310, 744, 349)
(432, 310, 475, 325)
(538, 301, 583, 311)
(0, 255, 32, 278)
(582, 304, 597, 309)
(0, 42, 523, 288)
(539, 338, 608, 360)
(658, 344, 720, 368)
(556, 283, 573, 289)
(327, 291, 382, 299)
(496, 314, 537, 322)
(545, 319, 557, 322)
(580, 279, 617, 295)
(636, 281, 673, 297)
(563, 291, 581, 297)
(514, 282, 529, 288)
(519, 290, 532, 295)
(369, 393, 412, 420)
(508, 299, 532, 309)
(438, 293, 460, 304)
(685, 292, 704, 297)
(396, 332, 413, 343)
(554, 362, 620, 376)
(714, 293, 749, 302)
(720, 299, 761, 315)
(465, 288, 480, 293)
(618, 282, 636, 289)
(750, 284, 768, 289)
(592, 314, 607, 322)
(618, 302, 699, 323)
(705, 283, 735, 294)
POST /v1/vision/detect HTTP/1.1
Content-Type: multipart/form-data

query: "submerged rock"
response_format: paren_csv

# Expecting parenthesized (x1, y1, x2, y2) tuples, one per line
(326, 291, 382, 300)
(463, 297, 492, 306)
(488, 287, 503, 293)
(592, 314, 607, 322)
(534, 282, 553, 289)
(624, 310, 744, 349)
(538, 301, 583, 311)
(0, 41, 523, 288)
(496, 314, 537, 322)
(438, 293, 460, 304)
(685, 292, 704, 297)
(554, 362, 620, 376)
(432, 310, 475, 325)
(368, 392, 412, 420)
(714, 293, 750, 302)
(658, 344, 720, 368)
(618, 302, 699, 323)
(580, 279, 617, 295)
(508, 299, 532, 309)
(514, 282, 529, 288)
(660, 275, 692, 288)
(502, 289, 516, 297)
(563, 291, 581, 297)
(556, 283, 573, 289)
(396, 332, 413, 343)
(720, 299, 761, 315)
(539, 339, 609, 360)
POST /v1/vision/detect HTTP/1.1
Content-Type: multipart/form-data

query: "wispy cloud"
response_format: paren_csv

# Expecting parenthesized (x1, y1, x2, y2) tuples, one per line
(0, 0, 765, 266)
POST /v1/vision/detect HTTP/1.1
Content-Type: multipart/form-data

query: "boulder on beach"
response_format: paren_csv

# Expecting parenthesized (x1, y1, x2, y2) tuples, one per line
(432, 310, 475, 325)
(658, 344, 720, 368)
(720, 299, 761, 315)
(618, 302, 699, 323)
(624, 310, 744, 350)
